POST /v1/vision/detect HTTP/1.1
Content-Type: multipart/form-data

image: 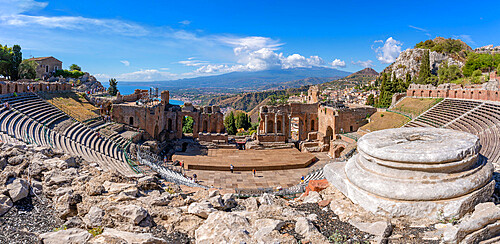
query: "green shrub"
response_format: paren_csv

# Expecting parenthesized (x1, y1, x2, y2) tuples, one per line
(88, 226, 103, 237)
(54, 69, 84, 79)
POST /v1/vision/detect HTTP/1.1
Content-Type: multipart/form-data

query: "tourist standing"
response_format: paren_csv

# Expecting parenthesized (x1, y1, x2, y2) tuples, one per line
(193, 173, 197, 183)
(252, 168, 256, 177)
(301, 175, 305, 184)
(230, 164, 234, 173)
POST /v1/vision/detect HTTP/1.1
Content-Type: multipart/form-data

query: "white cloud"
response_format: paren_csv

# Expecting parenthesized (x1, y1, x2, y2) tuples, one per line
(409, 25, 428, 32)
(120, 60, 130, 66)
(189, 36, 326, 74)
(93, 73, 111, 80)
(352, 60, 374, 68)
(178, 60, 208, 67)
(331, 59, 346, 68)
(453, 34, 475, 45)
(179, 20, 191, 25)
(374, 37, 402, 64)
(0, 0, 148, 36)
(118, 69, 177, 81)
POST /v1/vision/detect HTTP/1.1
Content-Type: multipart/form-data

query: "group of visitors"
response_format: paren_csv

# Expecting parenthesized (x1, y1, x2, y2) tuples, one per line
(2, 101, 9, 109)
(102, 115, 112, 123)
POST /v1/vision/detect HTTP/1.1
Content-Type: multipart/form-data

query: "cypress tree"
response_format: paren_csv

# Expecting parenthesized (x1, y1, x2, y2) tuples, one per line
(418, 50, 431, 82)
(224, 111, 237, 135)
(108, 78, 119, 96)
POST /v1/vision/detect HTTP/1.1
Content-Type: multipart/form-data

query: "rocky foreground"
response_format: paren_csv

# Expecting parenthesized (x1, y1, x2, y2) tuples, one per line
(0, 141, 499, 243)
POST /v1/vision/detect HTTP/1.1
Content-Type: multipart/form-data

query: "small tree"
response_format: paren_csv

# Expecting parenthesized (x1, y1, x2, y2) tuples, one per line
(108, 78, 118, 96)
(10, 45, 22, 81)
(472, 70, 482, 77)
(224, 111, 237, 135)
(497, 63, 500, 72)
(366, 94, 375, 106)
(182, 116, 194, 134)
(418, 50, 431, 83)
(19, 59, 37, 79)
(70, 64, 81, 71)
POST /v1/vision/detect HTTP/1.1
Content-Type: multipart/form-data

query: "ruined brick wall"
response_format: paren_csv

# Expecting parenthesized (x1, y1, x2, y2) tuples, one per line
(0, 81, 70, 94)
(317, 105, 376, 137)
(407, 83, 500, 102)
(111, 98, 224, 141)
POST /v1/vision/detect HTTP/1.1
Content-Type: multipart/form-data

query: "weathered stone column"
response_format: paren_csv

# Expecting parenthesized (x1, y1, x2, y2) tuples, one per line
(274, 113, 278, 135)
(281, 114, 285, 135)
(324, 127, 494, 220)
(264, 115, 268, 135)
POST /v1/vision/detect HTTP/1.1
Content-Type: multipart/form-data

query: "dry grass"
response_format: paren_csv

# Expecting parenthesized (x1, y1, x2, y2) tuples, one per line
(392, 97, 441, 117)
(41, 92, 100, 122)
(359, 111, 410, 133)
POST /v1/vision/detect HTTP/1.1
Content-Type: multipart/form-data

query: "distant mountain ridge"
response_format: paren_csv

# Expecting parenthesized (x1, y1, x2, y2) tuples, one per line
(152, 67, 351, 91)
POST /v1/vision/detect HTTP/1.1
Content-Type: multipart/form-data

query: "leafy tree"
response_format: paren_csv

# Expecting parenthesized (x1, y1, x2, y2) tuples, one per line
(9, 45, 22, 80)
(462, 53, 500, 77)
(19, 59, 37, 79)
(366, 94, 375, 106)
(55, 69, 84, 78)
(108, 78, 119, 96)
(438, 61, 462, 84)
(406, 73, 412, 84)
(70, 64, 81, 71)
(418, 50, 431, 82)
(235, 112, 251, 130)
(472, 70, 482, 77)
(497, 63, 500, 72)
(0, 44, 13, 79)
(224, 111, 237, 135)
(182, 116, 194, 134)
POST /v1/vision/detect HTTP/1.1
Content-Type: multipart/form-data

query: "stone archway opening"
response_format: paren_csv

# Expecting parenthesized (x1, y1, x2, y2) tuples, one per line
(168, 118, 173, 131)
(129, 117, 134, 126)
(325, 126, 333, 145)
(182, 115, 194, 137)
(290, 117, 300, 140)
(277, 120, 282, 133)
(334, 146, 345, 158)
(267, 119, 274, 134)
(202, 120, 208, 133)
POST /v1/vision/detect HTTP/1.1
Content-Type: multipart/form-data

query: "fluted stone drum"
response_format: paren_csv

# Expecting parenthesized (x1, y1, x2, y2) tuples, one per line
(324, 127, 495, 220)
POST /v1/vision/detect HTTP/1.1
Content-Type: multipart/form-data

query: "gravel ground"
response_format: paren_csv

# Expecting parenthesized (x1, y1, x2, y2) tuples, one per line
(150, 225, 194, 244)
(388, 224, 438, 244)
(0, 194, 62, 244)
(292, 203, 372, 243)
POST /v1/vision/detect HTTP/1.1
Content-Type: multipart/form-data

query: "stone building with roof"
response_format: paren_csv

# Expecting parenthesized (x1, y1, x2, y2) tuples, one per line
(27, 56, 62, 79)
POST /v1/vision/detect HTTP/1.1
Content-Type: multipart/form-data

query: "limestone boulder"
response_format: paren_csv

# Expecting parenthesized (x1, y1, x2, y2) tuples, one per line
(303, 191, 322, 203)
(103, 181, 137, 195)
(195, 211, 253, 243)
(39, 228, 92, 244)
(84, 206, 105, 228)
(90, 228, 167, 244)
(295, 217, 329, 243)
(0, 194, 12, 216)
(118, 204, 148, 226)
(6, 178, 29, 202)
(188, 200, 217, 219)
(7, 155, 25, 166)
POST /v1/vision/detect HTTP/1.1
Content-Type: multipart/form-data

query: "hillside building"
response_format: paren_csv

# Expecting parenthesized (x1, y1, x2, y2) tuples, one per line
(27, 56, 63, 79)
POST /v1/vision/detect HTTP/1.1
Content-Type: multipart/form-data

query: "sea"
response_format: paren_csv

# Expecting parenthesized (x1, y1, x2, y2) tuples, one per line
(102, 82, 184, 105)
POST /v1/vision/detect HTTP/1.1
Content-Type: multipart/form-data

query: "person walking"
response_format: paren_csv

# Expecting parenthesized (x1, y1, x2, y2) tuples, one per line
(230, 164, 234, 173)
(252, 168, 256, 177)
(193, 173, 197, 183)
(301, 175, 305, 184)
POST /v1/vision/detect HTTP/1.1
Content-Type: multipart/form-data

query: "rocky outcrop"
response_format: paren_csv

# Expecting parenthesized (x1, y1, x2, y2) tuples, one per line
(383, 48, 465, 80)
(39, 228, 93, 244)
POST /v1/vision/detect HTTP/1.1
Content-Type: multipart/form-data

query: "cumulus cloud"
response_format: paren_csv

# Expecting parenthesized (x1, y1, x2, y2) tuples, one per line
(352, 60, 374, 68)
(331, 59, 346, 68)
(190, 36, 326, 74)
(120, 60, 130, 66)
(118, 69, 177, 81)
(374, 37, 402, 64)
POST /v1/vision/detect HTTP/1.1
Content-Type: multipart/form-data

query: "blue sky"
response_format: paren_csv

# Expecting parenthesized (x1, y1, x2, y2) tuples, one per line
(1, 0, 499, 82)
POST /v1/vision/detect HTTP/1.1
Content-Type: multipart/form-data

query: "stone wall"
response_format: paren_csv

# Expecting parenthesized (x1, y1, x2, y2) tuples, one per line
(198, 133, 228, 143)
(111, 92, 224, 141)
(407, 83, 500, 102)
(0, 81, 71, 94)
